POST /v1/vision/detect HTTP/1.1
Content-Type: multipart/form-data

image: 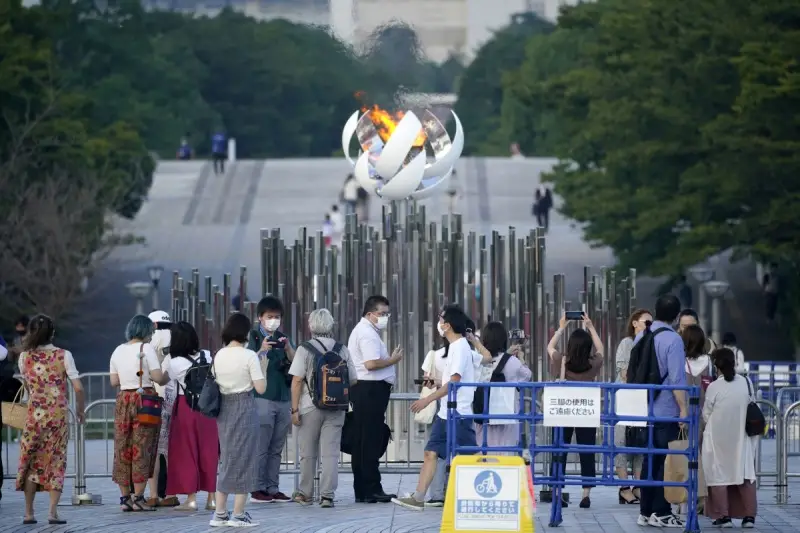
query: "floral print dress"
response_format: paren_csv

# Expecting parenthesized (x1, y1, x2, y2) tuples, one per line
(16, 348, 70, 492)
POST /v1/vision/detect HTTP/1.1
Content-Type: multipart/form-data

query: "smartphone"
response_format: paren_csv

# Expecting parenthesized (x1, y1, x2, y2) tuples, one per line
(565, 310, 585, 321)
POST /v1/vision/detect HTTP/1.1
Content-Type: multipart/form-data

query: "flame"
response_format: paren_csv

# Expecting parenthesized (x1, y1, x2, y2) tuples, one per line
(360, 104, 427, 148)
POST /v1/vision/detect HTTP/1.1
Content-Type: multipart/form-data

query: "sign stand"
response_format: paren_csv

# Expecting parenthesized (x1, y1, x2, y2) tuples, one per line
(440, 455, 534, 533)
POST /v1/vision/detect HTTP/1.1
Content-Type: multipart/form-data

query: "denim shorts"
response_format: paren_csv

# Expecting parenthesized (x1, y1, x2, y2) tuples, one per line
(425, 415, 477, 459)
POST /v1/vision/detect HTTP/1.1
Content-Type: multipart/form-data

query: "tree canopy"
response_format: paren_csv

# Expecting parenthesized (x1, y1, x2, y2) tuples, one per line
(492, 0, 800, 338)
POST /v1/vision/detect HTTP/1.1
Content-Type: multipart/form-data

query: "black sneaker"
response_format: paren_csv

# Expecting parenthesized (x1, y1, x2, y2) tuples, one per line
(711, 517, 733, 528)
(741, 517, 755, 528)
(425, 499, 445, 508)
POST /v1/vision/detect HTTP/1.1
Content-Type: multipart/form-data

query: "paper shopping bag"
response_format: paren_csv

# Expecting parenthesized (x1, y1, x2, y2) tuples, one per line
(664, 429, 689, 504)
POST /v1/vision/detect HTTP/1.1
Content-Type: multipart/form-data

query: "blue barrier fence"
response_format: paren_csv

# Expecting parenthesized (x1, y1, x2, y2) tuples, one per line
(748, 362, 800, 438)
(447, 381, 701, 533)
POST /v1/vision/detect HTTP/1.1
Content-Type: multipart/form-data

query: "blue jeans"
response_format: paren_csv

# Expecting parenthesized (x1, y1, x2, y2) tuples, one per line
(425, 415, 476, 459)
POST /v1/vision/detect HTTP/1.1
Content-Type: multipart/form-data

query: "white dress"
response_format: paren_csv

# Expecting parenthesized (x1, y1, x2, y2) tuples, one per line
(702, 375, 758, 487)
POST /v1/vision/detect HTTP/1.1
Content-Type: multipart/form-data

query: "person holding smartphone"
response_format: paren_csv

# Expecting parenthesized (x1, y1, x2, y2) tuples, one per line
(547, 312, 605, 509)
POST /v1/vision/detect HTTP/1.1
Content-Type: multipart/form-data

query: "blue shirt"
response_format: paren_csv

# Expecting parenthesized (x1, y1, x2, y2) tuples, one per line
(211, 134, 226, 154)
(632, 320, 686, 418)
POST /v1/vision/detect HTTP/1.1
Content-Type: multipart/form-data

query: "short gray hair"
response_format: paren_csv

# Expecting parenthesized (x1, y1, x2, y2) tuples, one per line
(308, 308, 335, 336)
(125, 314, 155, 341)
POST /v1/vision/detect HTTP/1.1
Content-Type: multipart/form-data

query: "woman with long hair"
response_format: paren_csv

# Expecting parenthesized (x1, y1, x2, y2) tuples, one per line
(702, 348, 758, 527)
(110, 315, 171, 512)
(547, 314, 604, 509)
(209, 313, 266, 527)
(16, 315, 85, 525)
(165, 321, 218, 511)
(614, 309, 652, 504)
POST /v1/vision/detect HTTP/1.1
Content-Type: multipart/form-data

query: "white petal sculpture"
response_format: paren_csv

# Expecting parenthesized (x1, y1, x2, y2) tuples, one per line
(341, 107, 465, 201)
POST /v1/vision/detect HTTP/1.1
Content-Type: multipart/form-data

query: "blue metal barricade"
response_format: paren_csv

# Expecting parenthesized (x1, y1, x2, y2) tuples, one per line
(447, 381, 701, 533)
(748, 362, 799, 438)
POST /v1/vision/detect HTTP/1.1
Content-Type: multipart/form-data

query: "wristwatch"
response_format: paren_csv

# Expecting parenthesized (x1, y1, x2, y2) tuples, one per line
(291, 408, 298, 414)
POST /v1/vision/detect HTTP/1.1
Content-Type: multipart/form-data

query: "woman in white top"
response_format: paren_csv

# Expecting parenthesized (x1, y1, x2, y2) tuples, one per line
(702, 348, 758, 528)
(109, 315, 170, 512)
(614, 309, 651, 505)
(164, 322, 218, 511)
(722, 332, 747, 375)
(209, 313, 266, 528)
(16, 315, 85, 525)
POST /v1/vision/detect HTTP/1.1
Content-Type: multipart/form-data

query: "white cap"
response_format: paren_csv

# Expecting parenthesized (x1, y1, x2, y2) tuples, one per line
(148, 310, 171, 323)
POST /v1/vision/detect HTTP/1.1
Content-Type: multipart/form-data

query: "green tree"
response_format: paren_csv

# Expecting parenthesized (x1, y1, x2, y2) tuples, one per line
(454, 12, 554, 155)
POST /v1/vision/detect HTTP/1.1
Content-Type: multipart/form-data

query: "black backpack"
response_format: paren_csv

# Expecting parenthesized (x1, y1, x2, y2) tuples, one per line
(472, 353, 513, 424)
(626, 326, 670, 400)
(179, 350, 213, 412)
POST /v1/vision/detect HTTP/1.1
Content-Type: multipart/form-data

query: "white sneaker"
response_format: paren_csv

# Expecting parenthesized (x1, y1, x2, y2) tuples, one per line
(228, 512, 258, 527)
(209, 511, 231, 527)
(637, 515, 650, 526)
(648, 513, 685, 528)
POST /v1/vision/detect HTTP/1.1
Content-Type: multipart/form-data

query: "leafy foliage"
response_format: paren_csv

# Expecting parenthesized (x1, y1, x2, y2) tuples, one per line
(493, 0, 800, 338)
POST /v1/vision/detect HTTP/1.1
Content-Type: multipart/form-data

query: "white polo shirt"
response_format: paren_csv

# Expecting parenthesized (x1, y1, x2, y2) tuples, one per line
(437, 337, 476, 420)
(347, 317, 395, 385)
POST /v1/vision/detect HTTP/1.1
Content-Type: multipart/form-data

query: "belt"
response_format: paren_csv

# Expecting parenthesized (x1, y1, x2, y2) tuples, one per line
(121, 387, 155, 392)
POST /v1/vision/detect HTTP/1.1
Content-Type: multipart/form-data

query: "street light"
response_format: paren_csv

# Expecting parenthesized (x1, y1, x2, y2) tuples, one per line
(703, 280, 730, 346)
(688, 266, 714, 331)
(126, 281, 152, 315)
(148, 265, 164, 310)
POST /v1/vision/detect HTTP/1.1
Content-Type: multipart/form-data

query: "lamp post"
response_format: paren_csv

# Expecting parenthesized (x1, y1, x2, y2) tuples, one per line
(126, 282, 152, 315)
(703, 280, 730, 346)
(688, 266, 714, 332)
(148, 265, 164, 311)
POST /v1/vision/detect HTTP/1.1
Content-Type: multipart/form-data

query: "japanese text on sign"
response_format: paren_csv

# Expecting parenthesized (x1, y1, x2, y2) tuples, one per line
(542, 386, 602, 427)
(454, 467, 521, 531)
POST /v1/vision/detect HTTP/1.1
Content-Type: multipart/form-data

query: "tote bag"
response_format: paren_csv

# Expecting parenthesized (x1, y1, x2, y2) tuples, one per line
(664, 427, 689, 504)
(414, 350, 438, 425)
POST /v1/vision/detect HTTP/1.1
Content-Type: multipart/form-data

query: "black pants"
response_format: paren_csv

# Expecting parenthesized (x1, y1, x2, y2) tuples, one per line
(550, 426, 597, 488)
(640, 422, 680, 518)
(766, 292, 778, 321)
(212, 153, 226, 175)
(537, 208, 550, 230)
(350, 380, 391, 497)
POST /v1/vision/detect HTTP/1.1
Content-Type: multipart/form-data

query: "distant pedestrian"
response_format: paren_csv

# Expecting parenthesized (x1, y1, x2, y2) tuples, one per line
(722, 332, 747, 375)
(323, 214, 333, 248)
(177, 137, 193, 160)
(762, 263, 779, 323)
(533, 185, 552, 230)
(329, 205, 344, 247)
(341, 174, 359, 216)
(211, 131, 227, 175)
(510, 142, 525, 160)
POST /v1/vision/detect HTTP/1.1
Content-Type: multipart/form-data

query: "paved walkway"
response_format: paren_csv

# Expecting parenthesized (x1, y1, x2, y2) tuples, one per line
(2, 441, 800, 532)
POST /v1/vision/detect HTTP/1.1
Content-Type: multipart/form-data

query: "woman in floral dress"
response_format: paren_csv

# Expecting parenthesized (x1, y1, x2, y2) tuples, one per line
(16, 315, 85, 525)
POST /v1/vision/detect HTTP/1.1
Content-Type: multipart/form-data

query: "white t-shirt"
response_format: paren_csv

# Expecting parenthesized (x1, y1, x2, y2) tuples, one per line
(347, 318, 395, 384)
(437, 337, 476, 420)
(213, 345, 264, 395)
(422, 346, 483, 383)
(164, 351, 211, 395)
(110, 342, 161, 389)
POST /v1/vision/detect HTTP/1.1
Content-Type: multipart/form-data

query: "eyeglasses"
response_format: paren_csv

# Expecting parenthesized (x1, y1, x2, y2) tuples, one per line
(373, 311, 391, 318)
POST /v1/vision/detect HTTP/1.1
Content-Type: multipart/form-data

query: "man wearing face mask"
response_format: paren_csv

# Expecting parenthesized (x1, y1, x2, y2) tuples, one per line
(246, 296, 296, 503)
(347, 295, 404, 503)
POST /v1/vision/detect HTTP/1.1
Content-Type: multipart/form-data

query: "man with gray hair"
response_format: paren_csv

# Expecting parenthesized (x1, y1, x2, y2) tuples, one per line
(288, 309, 358, 507)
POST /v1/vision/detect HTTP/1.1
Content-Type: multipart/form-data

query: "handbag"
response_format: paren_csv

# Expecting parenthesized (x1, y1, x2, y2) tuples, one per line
(414, 350, 439, 425)
(745, 378, 766, 437)
(136, 343, 163, 426)
(198, 355, 221, 418)
(1, 383, 28, 430)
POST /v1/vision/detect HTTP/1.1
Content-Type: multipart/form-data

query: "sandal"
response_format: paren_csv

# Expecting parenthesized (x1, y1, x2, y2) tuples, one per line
(22, 518, 37, 524)
(48, 517, 67, 525)
(120, 495, 135, 512)
(132, 495, 157, 511)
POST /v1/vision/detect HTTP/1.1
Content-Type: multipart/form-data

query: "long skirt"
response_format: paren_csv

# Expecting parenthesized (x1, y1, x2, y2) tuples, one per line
(216, 391, 259, 494)
(167, 395, 219, 495)
(112, 390, 159, 485)
(705, 481, 757, 519)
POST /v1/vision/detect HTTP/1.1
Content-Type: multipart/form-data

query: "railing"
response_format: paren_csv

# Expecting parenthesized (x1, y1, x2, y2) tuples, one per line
(449, 381, 702, 532)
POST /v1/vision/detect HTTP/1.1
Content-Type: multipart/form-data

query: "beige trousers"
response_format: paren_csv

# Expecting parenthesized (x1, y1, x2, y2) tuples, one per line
(295, 409, 346, 500)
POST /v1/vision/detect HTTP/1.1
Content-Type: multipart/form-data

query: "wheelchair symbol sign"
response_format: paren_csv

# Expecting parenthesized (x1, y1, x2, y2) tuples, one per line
(473, 470, 502, 498)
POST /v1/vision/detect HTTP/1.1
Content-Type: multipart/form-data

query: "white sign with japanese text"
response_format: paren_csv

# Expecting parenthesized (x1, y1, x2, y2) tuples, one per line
(614, 389, 648, 427)
(542, 386, 601, 427)
(454, 466, 521, 531)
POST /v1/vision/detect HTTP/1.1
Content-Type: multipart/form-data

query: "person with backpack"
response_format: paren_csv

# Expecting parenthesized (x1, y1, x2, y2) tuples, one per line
(473, 322, 532, 454)
(163, 322, 218, 512)
(287, 309, 357, 507)
(245, 296, 296, 504)
(547, 313, 605, 509)
(626, 294, 688, 528)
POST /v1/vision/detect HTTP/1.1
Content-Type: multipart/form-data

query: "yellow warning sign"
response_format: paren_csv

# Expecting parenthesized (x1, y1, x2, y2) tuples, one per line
(440, 455, 535, 533)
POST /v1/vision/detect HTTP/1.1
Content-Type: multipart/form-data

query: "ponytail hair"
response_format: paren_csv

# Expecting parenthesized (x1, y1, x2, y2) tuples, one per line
(22, 314, 55, 351)
(712, 347, 736, 382)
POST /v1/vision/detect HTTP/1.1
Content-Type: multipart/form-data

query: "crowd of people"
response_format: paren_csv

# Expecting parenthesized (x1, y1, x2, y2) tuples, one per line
(0, 289, 759, 528)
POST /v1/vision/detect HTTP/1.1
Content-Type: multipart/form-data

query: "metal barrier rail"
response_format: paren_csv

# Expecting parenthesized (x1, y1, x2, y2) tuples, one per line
(449, 381, 702, 532)
(780, 400, 800, 503)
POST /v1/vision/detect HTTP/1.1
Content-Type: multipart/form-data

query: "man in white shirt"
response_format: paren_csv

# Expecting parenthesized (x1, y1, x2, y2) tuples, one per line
(393, 305, 477, 511)
(347, 295, 403, 503)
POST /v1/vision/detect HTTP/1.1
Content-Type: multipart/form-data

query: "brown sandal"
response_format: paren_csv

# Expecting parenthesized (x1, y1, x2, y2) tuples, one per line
(132, 495, 157, 511)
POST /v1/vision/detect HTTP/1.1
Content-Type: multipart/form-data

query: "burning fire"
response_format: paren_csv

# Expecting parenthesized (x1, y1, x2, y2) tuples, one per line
(356, 94, 426, 147)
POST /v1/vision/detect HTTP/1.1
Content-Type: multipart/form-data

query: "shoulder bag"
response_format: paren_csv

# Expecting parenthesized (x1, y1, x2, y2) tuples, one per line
(137, 343, 163, 426)
(415, 350, 439, 425)
(745, 377, 766, 437)
(198, 353, 221, 418)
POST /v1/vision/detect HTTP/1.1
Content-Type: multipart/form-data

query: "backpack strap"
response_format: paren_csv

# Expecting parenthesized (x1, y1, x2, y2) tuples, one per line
(493, 353, 513, 378)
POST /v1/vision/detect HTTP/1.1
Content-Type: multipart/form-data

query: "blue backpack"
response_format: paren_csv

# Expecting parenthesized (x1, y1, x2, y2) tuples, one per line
(302, 339, 350, 411)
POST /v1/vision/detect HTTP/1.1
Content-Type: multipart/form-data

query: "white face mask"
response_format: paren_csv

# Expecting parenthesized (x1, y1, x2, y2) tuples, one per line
(262, 318, 281, 332)
(437, 322, 446, 337)
(375, 316, 389, 330)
